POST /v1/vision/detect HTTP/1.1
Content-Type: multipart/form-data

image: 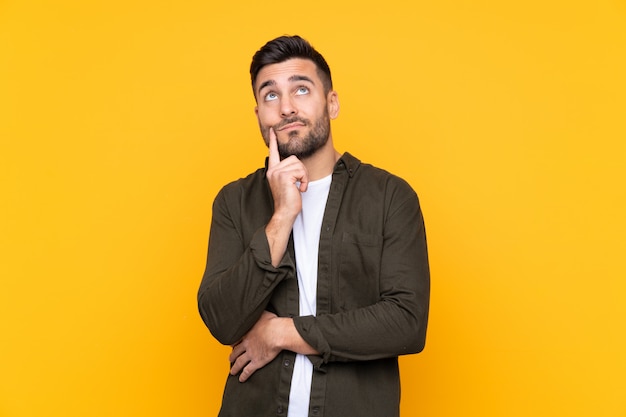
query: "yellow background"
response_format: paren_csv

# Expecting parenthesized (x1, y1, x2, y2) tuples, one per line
(1, 0, 625, 416)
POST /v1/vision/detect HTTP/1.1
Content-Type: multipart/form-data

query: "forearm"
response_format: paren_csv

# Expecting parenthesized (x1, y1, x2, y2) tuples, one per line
(294, 295, 428, 363)
(265, 211, 297, 267)
(276, 317, 319, 355)
(198, 200, 294, 345)
(228, 311, 318, 382)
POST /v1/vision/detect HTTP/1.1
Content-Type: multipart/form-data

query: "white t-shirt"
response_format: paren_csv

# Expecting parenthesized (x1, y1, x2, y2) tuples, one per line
(287, 174, 332, 417)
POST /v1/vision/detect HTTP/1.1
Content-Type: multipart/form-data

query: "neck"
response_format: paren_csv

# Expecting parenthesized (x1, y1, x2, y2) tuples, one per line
(300, 137, 341, 181)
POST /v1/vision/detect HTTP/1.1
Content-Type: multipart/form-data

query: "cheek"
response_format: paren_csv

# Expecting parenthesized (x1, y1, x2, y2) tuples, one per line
(256, 106, 277, 124)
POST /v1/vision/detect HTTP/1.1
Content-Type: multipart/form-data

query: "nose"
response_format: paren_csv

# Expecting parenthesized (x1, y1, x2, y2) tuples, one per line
(280, 96, 297, 117)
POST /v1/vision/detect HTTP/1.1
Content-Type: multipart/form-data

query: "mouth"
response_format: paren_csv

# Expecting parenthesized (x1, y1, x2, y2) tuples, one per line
(277, 121, 306, 131)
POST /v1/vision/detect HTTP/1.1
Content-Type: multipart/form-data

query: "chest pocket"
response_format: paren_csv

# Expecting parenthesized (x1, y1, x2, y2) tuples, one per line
(337, 231, 383, 310)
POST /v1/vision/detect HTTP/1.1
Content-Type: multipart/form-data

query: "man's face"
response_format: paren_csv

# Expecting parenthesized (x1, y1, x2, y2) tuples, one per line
(254, 58, 339, 160)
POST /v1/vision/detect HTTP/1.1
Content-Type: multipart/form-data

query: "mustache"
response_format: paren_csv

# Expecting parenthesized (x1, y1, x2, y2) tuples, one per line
(274, 117, 310, 130)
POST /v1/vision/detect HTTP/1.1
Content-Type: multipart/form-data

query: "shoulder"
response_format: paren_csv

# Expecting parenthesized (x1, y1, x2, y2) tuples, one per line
(220, 167, 266, 192)
(214, 166, 267, 205)
(343, 152, 417, 198)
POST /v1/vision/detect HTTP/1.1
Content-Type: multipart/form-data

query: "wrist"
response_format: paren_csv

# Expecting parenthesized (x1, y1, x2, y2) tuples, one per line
(268, 209, 298, 229)
(276, 317, 318, 355)
(274, 317, 294, 351)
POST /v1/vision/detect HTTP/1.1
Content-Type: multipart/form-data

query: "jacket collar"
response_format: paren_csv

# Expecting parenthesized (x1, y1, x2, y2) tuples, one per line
(263, 152, 361, 178)
(335, 152, 361, 178)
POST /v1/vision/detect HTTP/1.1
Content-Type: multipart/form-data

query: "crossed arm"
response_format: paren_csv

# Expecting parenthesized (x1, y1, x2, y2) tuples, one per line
(199, 129, 429, 383)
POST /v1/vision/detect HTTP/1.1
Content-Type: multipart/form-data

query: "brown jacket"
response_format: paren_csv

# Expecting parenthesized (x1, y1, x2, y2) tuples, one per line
(198, 152, 430, 417)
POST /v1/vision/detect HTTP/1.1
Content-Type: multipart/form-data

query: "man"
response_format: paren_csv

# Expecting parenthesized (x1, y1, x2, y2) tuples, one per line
(198, 35, 430, 417)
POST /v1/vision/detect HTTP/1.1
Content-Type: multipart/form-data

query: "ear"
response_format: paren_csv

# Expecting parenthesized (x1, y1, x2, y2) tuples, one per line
(327, 91, 340, 119)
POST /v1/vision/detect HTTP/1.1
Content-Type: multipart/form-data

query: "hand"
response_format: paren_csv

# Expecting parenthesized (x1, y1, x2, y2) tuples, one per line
(264, 128, 308, 266)
(229, 311, 283, 382)
(265, 127, 308, 221)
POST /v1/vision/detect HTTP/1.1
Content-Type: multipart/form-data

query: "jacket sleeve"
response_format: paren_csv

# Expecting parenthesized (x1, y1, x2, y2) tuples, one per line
(197, 186, 295, 346)
(293, 184, 430, 366)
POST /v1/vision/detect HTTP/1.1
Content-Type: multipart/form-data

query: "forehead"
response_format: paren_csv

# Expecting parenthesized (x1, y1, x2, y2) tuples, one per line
(255, 58, 320, 91)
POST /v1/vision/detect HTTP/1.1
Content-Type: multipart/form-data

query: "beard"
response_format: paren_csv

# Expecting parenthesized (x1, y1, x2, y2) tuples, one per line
(262, 110, 331, 160)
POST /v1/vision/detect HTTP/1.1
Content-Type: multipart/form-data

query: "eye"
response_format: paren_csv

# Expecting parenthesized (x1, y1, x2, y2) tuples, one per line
(264, 92, 278, 101)
(295, 86, 309, 95)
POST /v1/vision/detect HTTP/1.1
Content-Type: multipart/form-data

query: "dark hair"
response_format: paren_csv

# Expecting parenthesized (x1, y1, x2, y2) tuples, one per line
(250, 35, 333, 95)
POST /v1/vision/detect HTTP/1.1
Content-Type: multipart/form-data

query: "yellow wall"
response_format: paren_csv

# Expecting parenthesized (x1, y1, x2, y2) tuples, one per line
(1, 0, 625, 416)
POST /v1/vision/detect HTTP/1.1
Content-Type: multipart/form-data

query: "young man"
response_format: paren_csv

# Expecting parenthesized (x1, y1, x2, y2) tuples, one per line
(198, 35, 430, 417)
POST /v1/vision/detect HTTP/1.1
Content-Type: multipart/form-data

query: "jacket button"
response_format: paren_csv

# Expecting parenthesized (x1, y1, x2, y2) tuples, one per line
(312, 406, 320, 415)
(277, 405, 284, 414)
(283, 359, 291, 367)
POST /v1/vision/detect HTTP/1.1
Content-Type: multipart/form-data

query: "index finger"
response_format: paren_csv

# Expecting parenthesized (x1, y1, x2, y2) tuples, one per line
(268, 127, 280, 167)
(228, 342, 244, 364)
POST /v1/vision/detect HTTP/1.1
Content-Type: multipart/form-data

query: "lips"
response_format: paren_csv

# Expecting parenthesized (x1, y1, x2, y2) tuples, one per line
(276, 118, 308, 131)
(277, 122, 305, 131)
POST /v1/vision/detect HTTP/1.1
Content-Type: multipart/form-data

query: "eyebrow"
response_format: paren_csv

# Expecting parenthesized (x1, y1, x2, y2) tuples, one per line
(257, 75, 315, 95)
(257, 80, 276, 94)
(289, 75, 314, 84)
